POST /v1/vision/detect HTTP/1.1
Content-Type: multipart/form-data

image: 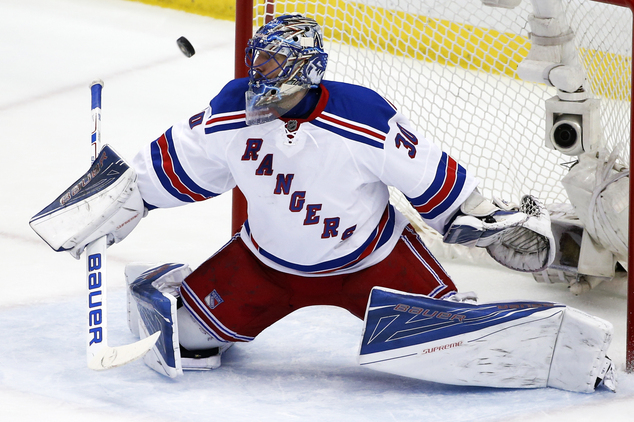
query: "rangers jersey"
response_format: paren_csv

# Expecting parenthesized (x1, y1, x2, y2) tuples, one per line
(132, 78, 478, 276)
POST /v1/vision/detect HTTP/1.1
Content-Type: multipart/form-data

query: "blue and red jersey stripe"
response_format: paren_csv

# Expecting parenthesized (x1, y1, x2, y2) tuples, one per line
(204, 111, 247, 134)
(312, 111, 388, 149)
(150, 128, 219, 203)
(407, 152, 467, 220)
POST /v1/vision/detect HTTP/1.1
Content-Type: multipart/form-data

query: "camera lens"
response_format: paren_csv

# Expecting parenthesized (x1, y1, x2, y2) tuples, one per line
(550, 114, 582, 154)
(553, 123, 578, 149)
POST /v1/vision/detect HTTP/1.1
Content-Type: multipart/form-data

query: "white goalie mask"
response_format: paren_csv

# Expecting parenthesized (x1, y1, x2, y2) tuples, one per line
(245, 14, 328, 125)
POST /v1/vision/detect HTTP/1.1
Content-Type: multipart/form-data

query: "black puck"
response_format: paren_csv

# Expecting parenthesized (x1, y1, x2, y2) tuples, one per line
(177, 36, 195, 58)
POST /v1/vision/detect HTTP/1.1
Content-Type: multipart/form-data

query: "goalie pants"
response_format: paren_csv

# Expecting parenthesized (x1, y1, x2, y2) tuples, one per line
(180, 225, 457, 343)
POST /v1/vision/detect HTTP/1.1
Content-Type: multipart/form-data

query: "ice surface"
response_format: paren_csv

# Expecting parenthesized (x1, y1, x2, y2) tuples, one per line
(1, 0, 633, 421)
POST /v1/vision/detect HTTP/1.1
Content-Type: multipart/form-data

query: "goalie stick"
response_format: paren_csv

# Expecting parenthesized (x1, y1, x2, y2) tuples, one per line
(85, 80, 159, 370)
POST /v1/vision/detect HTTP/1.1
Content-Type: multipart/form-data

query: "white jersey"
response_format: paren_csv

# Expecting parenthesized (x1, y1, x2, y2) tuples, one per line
(132, 79, 478, 276)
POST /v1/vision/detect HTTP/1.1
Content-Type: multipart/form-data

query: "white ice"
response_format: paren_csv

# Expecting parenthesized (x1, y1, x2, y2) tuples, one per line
(1, 0, 633, 420)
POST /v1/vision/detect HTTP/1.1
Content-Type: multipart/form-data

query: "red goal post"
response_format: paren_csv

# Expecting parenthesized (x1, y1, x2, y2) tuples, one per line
(233, 0, 634, 372)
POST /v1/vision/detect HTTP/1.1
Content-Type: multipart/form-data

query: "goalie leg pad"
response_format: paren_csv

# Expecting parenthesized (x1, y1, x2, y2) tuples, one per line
(358, 287, 614, 392)
(129, 263, 232, 377)
(549, 306, 615, 392)
(131, 263, 190, 378)
(126, 262, 165, 339)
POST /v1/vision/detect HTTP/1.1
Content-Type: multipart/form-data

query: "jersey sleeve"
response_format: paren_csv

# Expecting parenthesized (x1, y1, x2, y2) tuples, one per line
(378, 113, 479, 234)
(132, 106, 236, 209)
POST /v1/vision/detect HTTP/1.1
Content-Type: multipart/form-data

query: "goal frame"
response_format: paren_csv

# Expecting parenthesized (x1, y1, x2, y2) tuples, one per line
(232, 0, 634, 372)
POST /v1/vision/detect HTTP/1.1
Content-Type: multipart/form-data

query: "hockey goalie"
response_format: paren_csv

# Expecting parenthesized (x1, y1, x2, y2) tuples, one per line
(30, 14, 615, 393)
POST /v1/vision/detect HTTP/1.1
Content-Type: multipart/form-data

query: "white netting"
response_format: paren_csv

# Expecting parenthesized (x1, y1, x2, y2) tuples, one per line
(253, 0, 631, 261)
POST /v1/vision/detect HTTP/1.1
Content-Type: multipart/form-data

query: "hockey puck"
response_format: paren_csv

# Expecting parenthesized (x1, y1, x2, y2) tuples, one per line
(177, 36, 195, 58)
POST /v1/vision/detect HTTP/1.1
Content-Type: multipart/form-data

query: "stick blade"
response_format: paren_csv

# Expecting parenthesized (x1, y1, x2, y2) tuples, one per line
(88, 331, 160, 370)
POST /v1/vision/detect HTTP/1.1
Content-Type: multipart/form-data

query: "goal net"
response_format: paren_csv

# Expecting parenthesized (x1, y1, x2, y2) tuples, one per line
(250, 0, 632, 266)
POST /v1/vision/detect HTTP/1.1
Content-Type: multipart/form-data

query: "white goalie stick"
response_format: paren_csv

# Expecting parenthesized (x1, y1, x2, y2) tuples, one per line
(85, 80, 159, 370)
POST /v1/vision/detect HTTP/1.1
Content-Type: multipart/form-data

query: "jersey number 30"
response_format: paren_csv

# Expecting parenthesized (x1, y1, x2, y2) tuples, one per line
(394, 123, 418, 159)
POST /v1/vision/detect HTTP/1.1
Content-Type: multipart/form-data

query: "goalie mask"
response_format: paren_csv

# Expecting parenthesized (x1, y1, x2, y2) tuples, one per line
(245, 14, 328, 125)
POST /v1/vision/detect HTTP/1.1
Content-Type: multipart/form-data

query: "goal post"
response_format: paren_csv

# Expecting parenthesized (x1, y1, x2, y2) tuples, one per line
(232, 0, 252, 233)
(578, 0, 634, 374)
(233, 0, 634, 372)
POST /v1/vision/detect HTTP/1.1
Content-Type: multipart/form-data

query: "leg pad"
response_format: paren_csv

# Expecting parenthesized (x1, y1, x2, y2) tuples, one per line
(358, 287, 613, 392)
